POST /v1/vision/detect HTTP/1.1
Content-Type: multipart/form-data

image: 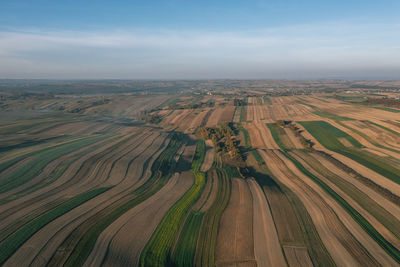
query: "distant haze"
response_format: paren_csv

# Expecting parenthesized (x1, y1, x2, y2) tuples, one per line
(0, 1, 399, 79)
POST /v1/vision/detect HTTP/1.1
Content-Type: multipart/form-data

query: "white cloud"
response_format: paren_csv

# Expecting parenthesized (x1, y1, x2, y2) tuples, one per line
(0, 23, 399, 78)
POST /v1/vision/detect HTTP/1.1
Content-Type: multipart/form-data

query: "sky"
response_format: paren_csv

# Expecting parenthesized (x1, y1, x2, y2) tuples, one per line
(0, 0, 399, 79)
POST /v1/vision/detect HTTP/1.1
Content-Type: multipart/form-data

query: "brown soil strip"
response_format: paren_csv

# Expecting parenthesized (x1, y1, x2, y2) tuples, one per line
(254, 122, 279, 149)
(246, 105, 254, 121)
(206, 108, 223, 127)
(284, 128, 304, 149)
(216, 178, 255, 266)
(200, 140, 214, 172)
(191, 170, 215, 211)
(247, 178, 286, 267)
(200, 170, 219, 212)
(283, 246, 313, 267)
(219, 106, 235, 123)
(244, 123, 264, 148)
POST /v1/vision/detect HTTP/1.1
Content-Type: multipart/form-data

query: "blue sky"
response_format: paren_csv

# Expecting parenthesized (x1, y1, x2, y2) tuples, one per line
(0, 0, 399, 79)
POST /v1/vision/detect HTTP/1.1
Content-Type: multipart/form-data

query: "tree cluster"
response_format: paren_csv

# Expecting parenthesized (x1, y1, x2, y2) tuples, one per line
(364, 97, 400, 107)
(233, 98, 247, 106)
(197, 123, 240, 158)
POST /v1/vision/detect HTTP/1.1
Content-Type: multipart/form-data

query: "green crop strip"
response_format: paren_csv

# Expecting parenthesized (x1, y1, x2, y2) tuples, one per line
(0, 187, 110, 265)
(221, 166, 241, 178)
(63, 134, 184, 267)
(239, 106, 247, 122)
(263, 96, 272, 104)
(299, 121, 400, 184)
(266, 123, 286, 149)
(0, 135, 65, 153)
(140, 139, 206, 267)
(366, 121, 400, 137)
(0, 118, 69, 135)
(238, 124, 251, 148)
(300, 121, 363, 148)
(372, 106, 400, 113)
(251, 149, 264, 164)
(171, 211, 204, 266)
(312, 110, 354, 121)
(0, 135, 109, 194)
(281, 150, 400, 263)
(194, 169, 231, 266)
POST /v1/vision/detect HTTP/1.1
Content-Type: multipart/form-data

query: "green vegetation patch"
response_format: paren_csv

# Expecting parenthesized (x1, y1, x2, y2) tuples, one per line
(251, 149, 264, 165)
(171, 211, 204, 266)
(194, 169, 231, 266)
(263, 96, 272, 104)
(299, 121, 362, 148)
(0, 187, 110, 265)
(238, 124, 251, 148)
(221, 165, 241, 178)
(140, 139, 206, 267)
(266, 123, 287, 150)
(239, 106, 247, 122)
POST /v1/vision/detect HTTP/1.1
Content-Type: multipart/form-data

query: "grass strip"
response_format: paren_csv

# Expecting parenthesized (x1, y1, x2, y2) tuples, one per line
(0, 187, 110, 265)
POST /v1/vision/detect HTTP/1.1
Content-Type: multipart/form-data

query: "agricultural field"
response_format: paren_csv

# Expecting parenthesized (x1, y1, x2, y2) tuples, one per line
(0, 79, 400, 266)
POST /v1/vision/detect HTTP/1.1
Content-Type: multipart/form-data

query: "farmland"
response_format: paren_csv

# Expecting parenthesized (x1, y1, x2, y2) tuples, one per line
(0, 79, 400, 266)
